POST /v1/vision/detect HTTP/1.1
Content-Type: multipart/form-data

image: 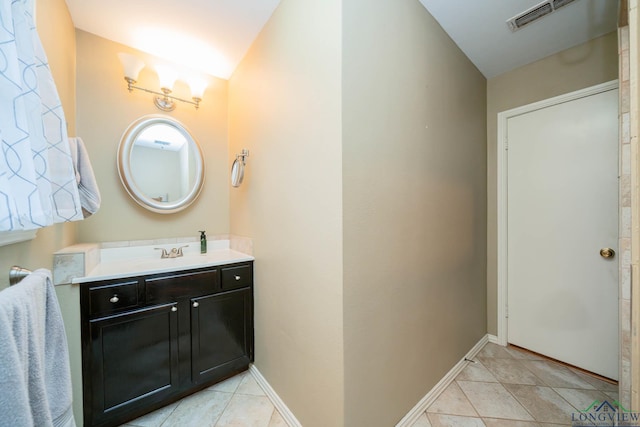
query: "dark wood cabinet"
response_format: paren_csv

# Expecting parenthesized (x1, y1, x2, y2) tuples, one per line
(85, 303, 179, 427)
(80, 262, 254, 427)
(191, 288, 253, 384)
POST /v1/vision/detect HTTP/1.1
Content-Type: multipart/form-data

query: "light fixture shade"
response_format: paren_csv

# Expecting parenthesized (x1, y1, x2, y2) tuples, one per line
(155, 65, 178, 90)
(189, 78, 208, 100)
(118, 53, 145, 81)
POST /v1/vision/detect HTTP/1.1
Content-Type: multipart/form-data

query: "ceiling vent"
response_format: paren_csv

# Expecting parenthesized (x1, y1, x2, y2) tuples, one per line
(506, 0, 576, 32)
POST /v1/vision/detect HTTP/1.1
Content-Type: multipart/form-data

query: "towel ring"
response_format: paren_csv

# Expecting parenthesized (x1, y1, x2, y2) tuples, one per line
(9, 266, 32, 286)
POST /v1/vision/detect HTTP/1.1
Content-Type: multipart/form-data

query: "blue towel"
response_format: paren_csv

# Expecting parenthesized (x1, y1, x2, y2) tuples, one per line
(0, 269, 76, 427)
(69, 137, 101, 218)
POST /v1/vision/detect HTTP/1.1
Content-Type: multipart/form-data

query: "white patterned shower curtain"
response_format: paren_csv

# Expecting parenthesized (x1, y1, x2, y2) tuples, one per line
(0, 0, 82, 231)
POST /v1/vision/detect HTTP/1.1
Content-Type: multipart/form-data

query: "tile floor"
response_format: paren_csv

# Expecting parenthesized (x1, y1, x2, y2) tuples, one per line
(120, 371, 287, 427)
(410, 343, 619, 427)
(119, 342, 618, 427)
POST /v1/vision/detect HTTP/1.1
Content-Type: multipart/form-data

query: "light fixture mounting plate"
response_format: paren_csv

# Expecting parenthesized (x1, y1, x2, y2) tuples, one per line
(154, 96, 176, 111)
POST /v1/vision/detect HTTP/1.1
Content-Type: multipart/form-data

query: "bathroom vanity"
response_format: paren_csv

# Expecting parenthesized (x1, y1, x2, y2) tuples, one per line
(77, 256, 254, 427)
(46, 114, 257, 426)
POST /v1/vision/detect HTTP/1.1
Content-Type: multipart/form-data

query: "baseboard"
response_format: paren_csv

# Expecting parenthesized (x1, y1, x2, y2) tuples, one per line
(249, 365, 302, 427)
(395, 334, 490, 427)
(249, 335, 496, 427)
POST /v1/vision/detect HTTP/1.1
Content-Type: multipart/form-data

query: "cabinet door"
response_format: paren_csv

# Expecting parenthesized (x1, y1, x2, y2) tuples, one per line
(86, 303, 179, 427)
(191, 288, 252, 384)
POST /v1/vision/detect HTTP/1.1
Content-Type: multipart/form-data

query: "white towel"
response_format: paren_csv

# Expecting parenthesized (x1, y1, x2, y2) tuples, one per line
(68, 137, 101, 218)
(0, 269, 76, 427)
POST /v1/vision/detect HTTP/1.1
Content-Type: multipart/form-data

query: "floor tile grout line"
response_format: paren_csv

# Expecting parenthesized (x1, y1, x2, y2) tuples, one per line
(452, 378, 483, 419)
(524, 358, 603, 392)
(480, 416, 538, 422)
(424, 411, 486, 425)
(156, 401, 181, 427)
(487, 354, 563, 391)
(428, 346, 531, 422)
(477, 355, 545, 386)
(424, 343, 612, 427)
(502, 343, 621, 421)
(503, 381, 582, 424)
(457, 378, 538, 423)
(480, 345, 550, 386)
(212, 387, 244, 427)
(267, 407, 278, 426)
(461, 357, 500, 384)
(216, 373, 278, 427)
(507, 356, 552, 388)
(503, 353, 597, 392)
(424, 380, 481, 419)
(216, 371, 247, 394)
(160, 389, 235, 427)
(499, 383, 545, 424)
(550, 386, 596, 413)
(510, 344, 618, 389)
(566, 366, 619, 392)
(124, 372, 265, 427)
(511, 343, 618, 387)
(468, 345, 582, 424)
(133, 344, 611, 427)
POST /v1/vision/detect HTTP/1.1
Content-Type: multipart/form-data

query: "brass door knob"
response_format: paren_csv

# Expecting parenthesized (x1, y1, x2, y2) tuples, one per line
(600, 248, 615, 259)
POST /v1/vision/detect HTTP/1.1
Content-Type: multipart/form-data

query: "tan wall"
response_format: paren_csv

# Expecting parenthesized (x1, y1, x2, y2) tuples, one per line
(228, 0, 344, 426)
(0, 0, 78, 289)
(342, 0, 487, 425)
(486, 32, 619, 334)
(74, 30, 230, 244)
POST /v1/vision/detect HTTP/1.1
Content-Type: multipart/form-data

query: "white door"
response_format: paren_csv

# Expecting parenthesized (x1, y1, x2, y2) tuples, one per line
(507, 87, 619, 380)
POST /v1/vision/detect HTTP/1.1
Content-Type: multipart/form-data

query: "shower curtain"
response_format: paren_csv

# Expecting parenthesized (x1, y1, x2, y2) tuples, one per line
(0, 0, 82, 231)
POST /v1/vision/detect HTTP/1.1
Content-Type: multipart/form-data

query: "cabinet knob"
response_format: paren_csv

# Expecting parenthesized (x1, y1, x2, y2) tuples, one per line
(193, 302, 199, 308)
(235, 275, 241, 281)
(109, 295, 119, 304)
(171, 306, 177, 312)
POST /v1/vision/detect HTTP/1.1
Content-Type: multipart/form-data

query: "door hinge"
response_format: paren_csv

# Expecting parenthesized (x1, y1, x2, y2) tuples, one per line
(505, 139, 509, 151)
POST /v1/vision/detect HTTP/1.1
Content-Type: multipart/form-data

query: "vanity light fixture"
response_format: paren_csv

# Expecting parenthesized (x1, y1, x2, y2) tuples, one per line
(118, 53, 206, 111)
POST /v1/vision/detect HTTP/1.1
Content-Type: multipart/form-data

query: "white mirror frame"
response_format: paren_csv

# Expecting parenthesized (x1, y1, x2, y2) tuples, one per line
(117, 115, 205, 214)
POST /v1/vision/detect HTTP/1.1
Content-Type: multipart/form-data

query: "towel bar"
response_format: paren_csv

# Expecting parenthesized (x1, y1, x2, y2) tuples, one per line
(9, 266, 32, 286)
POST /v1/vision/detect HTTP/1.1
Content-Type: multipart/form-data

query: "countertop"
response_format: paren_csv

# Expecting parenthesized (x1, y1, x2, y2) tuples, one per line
(71, 246, 254, 284)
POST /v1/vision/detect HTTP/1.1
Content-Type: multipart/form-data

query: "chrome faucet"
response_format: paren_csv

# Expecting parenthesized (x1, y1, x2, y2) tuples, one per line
(155, 245, 189, 258)
(155, 248, 170, 258)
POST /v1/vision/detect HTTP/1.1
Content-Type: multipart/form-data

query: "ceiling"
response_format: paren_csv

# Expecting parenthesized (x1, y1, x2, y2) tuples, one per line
(419, 0, 618, 78)
(64, 0, 618, 81)
(64, 0, 281, 80)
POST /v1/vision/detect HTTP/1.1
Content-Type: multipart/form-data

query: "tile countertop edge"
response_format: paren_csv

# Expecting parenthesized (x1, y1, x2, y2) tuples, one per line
(71, 249, 254, 284)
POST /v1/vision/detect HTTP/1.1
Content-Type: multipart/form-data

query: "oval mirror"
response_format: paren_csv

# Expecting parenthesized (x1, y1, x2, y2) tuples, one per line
(117, 115, 205, 214)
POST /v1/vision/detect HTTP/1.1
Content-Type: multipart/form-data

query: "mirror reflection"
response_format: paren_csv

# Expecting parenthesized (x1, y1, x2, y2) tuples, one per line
(117, 115, 204, 213)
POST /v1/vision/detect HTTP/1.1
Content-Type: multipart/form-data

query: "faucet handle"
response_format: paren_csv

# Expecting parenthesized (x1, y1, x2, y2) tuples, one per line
(154, 248, 170, 258)
(176, 245, 189, 256)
